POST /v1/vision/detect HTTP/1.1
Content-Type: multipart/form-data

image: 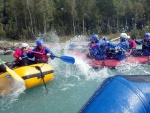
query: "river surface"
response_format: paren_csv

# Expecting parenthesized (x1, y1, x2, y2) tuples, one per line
(0, 36, 149, 113)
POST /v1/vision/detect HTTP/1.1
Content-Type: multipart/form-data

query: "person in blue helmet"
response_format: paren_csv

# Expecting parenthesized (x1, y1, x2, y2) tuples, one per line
(29, 39, 55, 63)
(88, 34, 99, 47)
(87, 35, 107, 60)
(95, 37, 109, 60)
(135, 33, 150, 55)
(87, 34, 100, 59)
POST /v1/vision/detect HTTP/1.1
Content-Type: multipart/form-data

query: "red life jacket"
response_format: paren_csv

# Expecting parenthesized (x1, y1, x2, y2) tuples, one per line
(129, 40, 136, 49)
(34, 46, 48, 62)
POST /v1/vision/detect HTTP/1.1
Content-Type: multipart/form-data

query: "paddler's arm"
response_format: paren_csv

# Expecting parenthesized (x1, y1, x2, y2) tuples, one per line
(45, 47, 55, 59)
(27, 48, 36, 58)
(135, 39, 143, 45)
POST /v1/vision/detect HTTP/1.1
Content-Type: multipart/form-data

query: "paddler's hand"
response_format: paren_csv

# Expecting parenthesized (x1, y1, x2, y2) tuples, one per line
(46, 53, 51, 58)
(19, 57, 22, 60)
(126, 52, 131, 57)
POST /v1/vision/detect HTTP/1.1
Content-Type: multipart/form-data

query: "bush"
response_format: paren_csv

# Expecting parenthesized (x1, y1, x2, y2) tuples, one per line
(5, 29, 18, 39)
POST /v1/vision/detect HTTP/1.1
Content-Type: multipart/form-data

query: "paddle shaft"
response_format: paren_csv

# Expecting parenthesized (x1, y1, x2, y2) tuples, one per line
(32, 51, 75, 64)
(32, 51, 57, 58)
(32, 51, 43, 54)
(110, 37, 120, 42)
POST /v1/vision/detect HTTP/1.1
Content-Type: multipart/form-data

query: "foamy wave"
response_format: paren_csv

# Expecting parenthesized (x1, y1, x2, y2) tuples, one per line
(0, 79, 25, 110)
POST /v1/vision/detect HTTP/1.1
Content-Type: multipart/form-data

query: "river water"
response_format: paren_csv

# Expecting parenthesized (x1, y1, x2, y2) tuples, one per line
(0, 35, 150, 113)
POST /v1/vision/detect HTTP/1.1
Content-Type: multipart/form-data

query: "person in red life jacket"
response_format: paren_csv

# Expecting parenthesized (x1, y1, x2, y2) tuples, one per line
(126, 35, 136, 56)
(30, 39, 55, 63)
(13, 43, 32, 67)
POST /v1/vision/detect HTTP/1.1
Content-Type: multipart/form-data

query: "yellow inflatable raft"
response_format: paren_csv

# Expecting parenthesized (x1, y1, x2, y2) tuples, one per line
(0, 63, 54, 94)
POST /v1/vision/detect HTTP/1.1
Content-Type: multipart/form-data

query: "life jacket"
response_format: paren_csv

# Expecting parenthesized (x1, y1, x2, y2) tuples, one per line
(116, 53, 127, 61)
(129, 40, 136, 49)
(90, 44, 106, 60)
(117, 41, 128, 51)
(34, 46, 48, 63)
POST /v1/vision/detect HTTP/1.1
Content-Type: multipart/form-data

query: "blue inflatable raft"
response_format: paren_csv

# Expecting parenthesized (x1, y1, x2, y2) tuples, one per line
(79, 75, 150, 113)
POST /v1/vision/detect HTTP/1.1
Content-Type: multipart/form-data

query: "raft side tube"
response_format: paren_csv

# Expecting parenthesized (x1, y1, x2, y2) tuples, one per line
(123, 75, 150, 82)
(79, 75, 150, 113)
(14, 63, 54, 89)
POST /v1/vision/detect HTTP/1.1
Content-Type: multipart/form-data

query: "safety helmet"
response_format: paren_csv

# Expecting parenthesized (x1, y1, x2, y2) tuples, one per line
(36, 39, 44, 46)
(120, 33, 127, 38)
(143, 33, 150, 39)
(21, 43, 29, 48)
(127, 36, 130, 39)
(89, 35, 99, 41)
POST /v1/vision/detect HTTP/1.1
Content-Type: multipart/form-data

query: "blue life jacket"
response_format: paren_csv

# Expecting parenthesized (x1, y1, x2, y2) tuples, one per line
(116, 53, 127, 60)
(117, 41, 129, 51)
(136, 39, 150, 54)
(107, 42, 116, 48)
(94, 43, 107, 60)
(88, 40, 106, 60)
(115, 41, 129, 60)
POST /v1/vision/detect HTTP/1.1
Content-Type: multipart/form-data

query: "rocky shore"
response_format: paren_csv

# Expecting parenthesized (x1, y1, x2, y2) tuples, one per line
(0, 41, 35, 55)
(0, 45, 17, 55)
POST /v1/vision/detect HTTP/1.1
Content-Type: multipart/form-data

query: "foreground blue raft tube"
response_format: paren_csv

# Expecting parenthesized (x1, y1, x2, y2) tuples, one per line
(79, 75, 150, 113)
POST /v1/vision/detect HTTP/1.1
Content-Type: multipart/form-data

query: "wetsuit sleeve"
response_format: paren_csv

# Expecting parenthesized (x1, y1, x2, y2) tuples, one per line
(45, 47, 55, 59)
(107, 42, 116, 48)
(135, 40, 143, 45)
(13, 49, 21, 59)
(27, 48, 36, 58)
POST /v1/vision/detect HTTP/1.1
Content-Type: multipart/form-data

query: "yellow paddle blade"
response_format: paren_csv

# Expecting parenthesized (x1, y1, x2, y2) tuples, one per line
(5, 66, 24, 82)
(0, 76, 12, 95)
(0, 60, 24, 82)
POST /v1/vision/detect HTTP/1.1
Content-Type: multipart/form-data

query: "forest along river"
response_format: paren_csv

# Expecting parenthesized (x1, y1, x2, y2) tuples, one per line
(0, 38, 150, 113)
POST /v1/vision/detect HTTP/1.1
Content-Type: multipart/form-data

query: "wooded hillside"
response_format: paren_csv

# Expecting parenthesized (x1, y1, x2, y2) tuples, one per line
(0, 0, 150, 40)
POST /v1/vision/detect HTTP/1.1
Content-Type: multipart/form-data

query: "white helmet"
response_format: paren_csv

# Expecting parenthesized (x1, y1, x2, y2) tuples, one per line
(127, 36, 130, 39)
(21, 43, 29, 48)
(120, 33, 127, 38)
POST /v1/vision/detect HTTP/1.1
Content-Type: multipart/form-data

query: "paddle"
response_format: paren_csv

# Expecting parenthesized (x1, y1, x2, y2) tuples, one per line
(54, 56, 75, 64)
(81, 49, 87, 54)
(69, 44, 76, 49)
(110, 37, 120, 42)
(32, 51, 75, 64)
(67, 44, 87, 50)
(0, 60, 24, 82)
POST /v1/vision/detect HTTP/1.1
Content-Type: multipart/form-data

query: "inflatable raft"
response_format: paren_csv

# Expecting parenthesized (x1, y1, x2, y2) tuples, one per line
(0, 63, 54, 94)
(79, 75, 150, 113)
(72, 51, 150, 68)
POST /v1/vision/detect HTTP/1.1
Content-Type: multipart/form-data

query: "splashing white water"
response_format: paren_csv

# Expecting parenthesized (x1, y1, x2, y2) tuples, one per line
(74, 56, 112, 81)
(38, 30, 60, 43)
(0, 79, 25, 110)
(63, 35, 88, 51)
(116, 61, 150, 75)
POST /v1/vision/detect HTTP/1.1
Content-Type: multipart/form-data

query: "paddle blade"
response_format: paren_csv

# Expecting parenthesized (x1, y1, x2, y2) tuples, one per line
(59, 56, 75, 64)
(0, 60, 24, 82)
(6, 67, 24, 82)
